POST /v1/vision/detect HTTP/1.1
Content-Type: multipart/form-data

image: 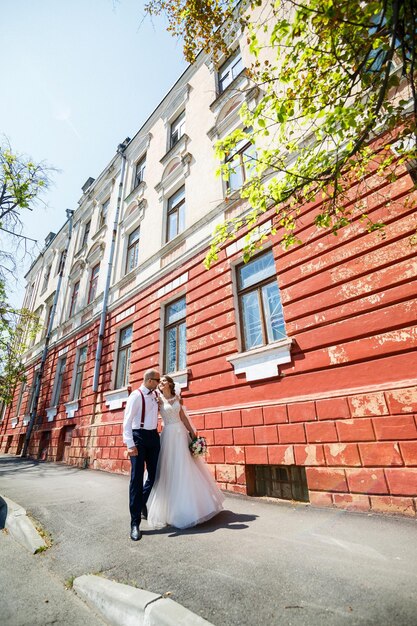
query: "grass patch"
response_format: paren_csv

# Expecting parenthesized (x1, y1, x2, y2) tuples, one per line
(65, 575, 76, 589)
(27, 512, 53, 549)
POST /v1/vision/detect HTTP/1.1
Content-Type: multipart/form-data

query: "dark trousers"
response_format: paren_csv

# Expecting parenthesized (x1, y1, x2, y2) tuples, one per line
(129, 428, 160, 526)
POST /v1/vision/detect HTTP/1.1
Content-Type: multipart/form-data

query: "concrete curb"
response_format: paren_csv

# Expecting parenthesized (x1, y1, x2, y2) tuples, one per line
(0, 495, 47, 554)
(73, 574, 215, 626)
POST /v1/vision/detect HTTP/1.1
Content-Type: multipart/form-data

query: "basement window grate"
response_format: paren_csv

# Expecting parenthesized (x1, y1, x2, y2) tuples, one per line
(249, 465, 309, 502)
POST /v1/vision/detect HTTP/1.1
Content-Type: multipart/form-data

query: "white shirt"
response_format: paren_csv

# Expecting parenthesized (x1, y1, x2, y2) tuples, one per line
(122, 384, 159, 449)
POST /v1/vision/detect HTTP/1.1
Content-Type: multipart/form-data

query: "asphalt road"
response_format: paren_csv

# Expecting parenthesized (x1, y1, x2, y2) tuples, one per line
(0, 455, 416, 626)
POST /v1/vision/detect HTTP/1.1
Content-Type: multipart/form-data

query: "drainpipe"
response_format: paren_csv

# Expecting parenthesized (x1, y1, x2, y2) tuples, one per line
(92, 139, 129, 392)
(21, 209, 75, 457)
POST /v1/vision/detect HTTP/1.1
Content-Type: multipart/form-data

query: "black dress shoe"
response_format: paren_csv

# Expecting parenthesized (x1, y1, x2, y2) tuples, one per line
(130, 525, 141, 541)
(141, 505, 148, 520)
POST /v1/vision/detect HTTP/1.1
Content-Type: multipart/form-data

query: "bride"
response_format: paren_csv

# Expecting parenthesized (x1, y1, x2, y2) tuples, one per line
(147, 375, 224, 529)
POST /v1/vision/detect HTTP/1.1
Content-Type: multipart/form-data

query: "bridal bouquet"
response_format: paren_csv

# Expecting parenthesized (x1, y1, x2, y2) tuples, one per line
(189, 435, 207, 457)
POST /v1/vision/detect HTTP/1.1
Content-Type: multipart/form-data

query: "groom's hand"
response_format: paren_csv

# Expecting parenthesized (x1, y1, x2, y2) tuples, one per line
(127, 446, 138, 456)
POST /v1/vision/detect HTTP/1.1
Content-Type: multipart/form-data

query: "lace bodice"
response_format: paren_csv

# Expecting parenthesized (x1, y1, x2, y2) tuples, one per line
(159, 396, 182, 425)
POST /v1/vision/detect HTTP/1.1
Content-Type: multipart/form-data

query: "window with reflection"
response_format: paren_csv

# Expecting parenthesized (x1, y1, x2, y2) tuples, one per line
(115, 325, 133, 389)
(134, 155, 146, 188)
(170, 111, 185, 149)
(56, 251, 66, 276)
(88, 264, 100, 304)
(81, 220, 91, 248)
(164, 297, 186, 373)
(51, 357, 67, 407)
(218, 50, 243, 93)
(237, 251, 286, 351)
(71, 345, 87, 400)
(26, 369, 39, 414)
(42, 264, 52, 292)
(125, 227, 140, 274)
(99, 199, 110, 229)
(69, 281, 79, 318)
(226, 133, 256, 192)
(167, 187, 185, 242)
(15, 381, 26, 416)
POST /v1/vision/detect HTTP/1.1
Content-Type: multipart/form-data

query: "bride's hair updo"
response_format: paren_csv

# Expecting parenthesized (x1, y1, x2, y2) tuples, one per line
(164, 375, 176, 396)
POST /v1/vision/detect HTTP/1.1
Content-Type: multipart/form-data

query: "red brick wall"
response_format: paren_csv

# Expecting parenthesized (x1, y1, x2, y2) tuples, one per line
(1, 160, 416, 518)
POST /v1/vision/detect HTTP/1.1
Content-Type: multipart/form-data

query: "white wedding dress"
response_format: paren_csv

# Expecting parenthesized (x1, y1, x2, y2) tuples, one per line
(147, 396, 224, 529)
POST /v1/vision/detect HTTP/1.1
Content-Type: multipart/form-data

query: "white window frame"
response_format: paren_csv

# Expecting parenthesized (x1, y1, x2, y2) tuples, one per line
(70, 345, 88, 401)
(25, 365, 41, 417)
(218, 49, 244, 94)
(114, 324, 133, 391)
(227, 247, 292, 381)
(51, 356, 67, 407)
(163, 296, 187, 374)
(68, 281, 80, 318)
(41, 263, 52, 293)
(124, 227, 140, 275)
(166, 186, 185, 242)
(169, 110, 185, 149)
(133, 154, 146, 189)
(87, 263, 100, 304)
(80, 219, 91, 249)
(99, 198, 110, 229)
(15, 381, 26, 417)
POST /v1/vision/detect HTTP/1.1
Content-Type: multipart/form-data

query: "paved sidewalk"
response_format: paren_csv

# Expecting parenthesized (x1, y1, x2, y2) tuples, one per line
(1, 455, 416, 626)
(0, 527, 106, 626)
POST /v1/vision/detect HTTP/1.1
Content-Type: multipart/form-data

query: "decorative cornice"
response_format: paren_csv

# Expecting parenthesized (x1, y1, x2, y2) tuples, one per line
(160, 134, 189, 167)
(124, 180, 146, 206)
(104, 388, 129, 411)
(162, 83, 192, 125)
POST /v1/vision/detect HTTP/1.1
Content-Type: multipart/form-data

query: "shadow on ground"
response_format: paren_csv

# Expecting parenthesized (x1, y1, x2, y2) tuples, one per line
(143, 509, 258, 539)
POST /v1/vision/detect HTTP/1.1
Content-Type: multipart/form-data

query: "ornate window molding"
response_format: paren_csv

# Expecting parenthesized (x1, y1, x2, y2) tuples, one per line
(155, 154, 192, 204)
(127, 132, 152, 164)
(86, 241, 105, 267)
(227, 338, 293, 382)
(46, 407, 58, 422)
(104, 387, 129, 411)
(64, 400, 79, 419)
(162, 84, 192, 128)
(160, 133, 190, 168)
(124, 180, 146, 206)
(208, 83, 260, 141)
(68, 259, 86, 282)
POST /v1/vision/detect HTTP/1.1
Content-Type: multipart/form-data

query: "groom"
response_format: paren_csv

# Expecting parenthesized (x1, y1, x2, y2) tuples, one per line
(123, 369, 161, 541)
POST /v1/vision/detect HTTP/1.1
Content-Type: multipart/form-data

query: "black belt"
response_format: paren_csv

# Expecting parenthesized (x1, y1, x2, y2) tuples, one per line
(132, 428, 157, 432)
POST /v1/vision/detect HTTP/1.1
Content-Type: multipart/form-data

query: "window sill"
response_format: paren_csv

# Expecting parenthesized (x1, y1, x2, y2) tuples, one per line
(11, 418, 19, 428)
(93, 224, 107, 241)
(46, 407, 58, 422)
(22, 415, 30, 426)
(160, 134, 189, 166)
(227, 338, 293, 382)
(119, 267, 139, 289)
(74, 245, 87, 259)
(104, 387, 129, 411)
(64, 400, 79, 418)
(124, 180, 146, 205)
(166, 369, 189, 392)
(209, 69, 248, 111)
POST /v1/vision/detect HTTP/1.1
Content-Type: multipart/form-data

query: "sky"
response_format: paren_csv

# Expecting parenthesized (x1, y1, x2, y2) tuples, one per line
(1, 0, 188, 307)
